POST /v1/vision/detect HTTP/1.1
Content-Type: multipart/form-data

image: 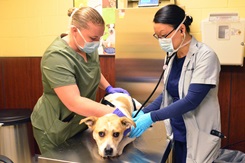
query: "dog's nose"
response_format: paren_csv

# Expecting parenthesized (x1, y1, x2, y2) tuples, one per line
(104, 147, 113, 156)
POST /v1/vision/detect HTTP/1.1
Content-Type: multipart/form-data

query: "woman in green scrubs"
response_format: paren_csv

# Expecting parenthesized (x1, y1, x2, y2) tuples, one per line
(31, 7, 128, 154)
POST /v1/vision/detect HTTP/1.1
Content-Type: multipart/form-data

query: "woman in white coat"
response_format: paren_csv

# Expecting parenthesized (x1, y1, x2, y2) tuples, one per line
(130, 4, 222, 163)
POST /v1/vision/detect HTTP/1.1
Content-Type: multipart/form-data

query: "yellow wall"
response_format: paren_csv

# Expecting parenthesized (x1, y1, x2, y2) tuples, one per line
(0, 0, 73, 56)
(177, 0, 245, 58)
(178, 0, 245, 42)
(0, 0, 245, 57)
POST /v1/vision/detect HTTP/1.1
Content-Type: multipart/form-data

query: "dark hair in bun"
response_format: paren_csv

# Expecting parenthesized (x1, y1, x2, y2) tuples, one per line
(153, 4, 193, 33)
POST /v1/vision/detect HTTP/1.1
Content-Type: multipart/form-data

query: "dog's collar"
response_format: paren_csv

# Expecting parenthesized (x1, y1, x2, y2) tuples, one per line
(132, 98, 137, 111)
(101, 97, 115, 107)
(101, 95, 137, 111)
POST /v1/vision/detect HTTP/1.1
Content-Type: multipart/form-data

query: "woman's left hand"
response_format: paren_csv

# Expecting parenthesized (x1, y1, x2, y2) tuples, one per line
(105, 85, 130, 95)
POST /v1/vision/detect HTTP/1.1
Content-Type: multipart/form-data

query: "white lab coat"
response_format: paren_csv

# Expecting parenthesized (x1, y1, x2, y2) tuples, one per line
(162, 37, 221, 163)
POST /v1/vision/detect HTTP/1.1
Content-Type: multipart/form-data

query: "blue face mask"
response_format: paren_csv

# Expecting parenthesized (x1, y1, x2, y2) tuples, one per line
(74, 28, 100, 54)
(158, 36, 175, 53)
(158, 17, 186, 53)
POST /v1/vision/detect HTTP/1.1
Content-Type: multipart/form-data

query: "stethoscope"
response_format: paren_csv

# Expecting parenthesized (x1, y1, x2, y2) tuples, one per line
(133, 52, 176, 118)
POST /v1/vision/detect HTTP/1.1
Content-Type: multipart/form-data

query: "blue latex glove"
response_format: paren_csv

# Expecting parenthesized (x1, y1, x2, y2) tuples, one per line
(132, 110, 144, 121)
(129, 113, 153, 138)
(105, 85, 130, 95)
(113, 108, 131, 136)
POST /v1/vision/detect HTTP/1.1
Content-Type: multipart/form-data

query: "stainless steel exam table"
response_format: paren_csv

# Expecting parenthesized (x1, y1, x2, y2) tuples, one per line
(38, 122, 170, 163)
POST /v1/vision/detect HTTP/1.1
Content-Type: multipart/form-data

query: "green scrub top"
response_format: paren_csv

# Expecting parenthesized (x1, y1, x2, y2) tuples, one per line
(31, 34, 101, 152)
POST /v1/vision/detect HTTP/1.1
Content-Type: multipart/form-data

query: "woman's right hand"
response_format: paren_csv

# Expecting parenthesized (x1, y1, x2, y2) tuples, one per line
(129, 113, 153, 138)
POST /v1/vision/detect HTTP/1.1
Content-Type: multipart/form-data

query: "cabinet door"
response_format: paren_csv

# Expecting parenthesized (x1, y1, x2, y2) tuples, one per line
(0, 59, 3, 108)
(1, 57, 42, 109)
(96, 55, 115, 101)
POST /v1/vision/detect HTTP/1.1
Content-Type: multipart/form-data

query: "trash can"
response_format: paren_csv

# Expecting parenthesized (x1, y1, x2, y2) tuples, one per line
(0, 155, 13, 163)
(0, 109, 33, 163)
(214, 148, 245, 163)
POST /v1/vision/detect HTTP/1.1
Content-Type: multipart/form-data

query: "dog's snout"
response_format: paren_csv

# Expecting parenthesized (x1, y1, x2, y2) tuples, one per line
(109, 29, 114, 34)
(104, 147, 113, 156)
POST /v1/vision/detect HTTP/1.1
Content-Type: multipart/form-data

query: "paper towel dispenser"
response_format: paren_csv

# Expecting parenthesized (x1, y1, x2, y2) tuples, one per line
(201, 13, 245, 66)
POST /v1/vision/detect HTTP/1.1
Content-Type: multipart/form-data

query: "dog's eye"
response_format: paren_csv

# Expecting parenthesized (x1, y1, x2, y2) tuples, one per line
(99, 132, 105, 137)
(113, 132, 120, 138)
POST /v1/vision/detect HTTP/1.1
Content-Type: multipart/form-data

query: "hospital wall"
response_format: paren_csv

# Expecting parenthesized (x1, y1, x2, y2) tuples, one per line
(179, 0, 245, 47)
(0, 0, 73, 57)
(0, 0, 244, 156)
(0, 0, 245, 57)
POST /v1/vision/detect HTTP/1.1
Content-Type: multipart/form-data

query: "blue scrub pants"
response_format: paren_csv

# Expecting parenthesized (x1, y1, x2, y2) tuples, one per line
(173, 140, 187, 163)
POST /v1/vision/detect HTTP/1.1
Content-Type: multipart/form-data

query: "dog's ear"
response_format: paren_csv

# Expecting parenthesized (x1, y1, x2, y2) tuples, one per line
(79, 116, 98, 129)
(120, 117, 136, 128)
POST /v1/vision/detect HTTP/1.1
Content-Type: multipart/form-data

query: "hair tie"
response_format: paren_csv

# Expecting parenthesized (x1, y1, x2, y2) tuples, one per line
(69, 8, 79, 26)
(187, 15, 192, 20)
(71, 8, 79, 18)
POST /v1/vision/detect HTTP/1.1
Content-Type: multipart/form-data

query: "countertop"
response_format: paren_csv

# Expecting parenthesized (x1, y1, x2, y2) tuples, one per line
(38, 122, 170, 163)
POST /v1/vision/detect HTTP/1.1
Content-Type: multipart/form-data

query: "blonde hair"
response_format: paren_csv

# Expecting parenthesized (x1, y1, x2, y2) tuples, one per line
(68, 7, 105, 29)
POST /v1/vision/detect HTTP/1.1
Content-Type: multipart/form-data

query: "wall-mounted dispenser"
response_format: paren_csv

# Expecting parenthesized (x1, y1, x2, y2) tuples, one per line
(202, 13, 245, 66)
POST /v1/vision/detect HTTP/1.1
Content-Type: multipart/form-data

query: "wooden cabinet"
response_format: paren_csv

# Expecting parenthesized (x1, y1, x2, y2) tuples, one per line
(0, 55, 115, 109)
(0, 57, 43, 109)
(218, 65, 245, 152)
(96, 55, 115, 101)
